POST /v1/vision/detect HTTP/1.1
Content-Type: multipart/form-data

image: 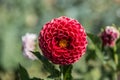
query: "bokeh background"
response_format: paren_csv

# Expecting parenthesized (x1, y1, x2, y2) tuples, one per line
(0, 0, 120, 80)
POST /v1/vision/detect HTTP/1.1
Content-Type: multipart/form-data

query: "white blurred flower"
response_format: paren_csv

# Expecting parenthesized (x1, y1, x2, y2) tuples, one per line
(22, 33, 38, 60)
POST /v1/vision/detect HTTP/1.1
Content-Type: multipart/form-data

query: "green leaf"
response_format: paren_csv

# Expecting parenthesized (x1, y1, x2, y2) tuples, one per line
(19, 64, 30, 80)
(95, 47, 104, 62)
(85, 49, 97, 61)
(19, 64, 43, 80)
(47, 69, 61, 79)
(87, 33, 101, 48)
(87, 33, 104, 62)
(108, 59, 116, 71)
(116, 38, 120, 44)
(32, 51, 61, 79)
(60, 65, 73, 80)
(30, 77, 44, 80)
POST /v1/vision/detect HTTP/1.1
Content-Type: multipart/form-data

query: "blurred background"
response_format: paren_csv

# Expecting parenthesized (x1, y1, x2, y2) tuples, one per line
(0, 0, 120, 80)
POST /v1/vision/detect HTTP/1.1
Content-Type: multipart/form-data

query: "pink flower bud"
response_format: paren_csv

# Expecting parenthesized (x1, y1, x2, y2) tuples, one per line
(100, 26, 119, 47)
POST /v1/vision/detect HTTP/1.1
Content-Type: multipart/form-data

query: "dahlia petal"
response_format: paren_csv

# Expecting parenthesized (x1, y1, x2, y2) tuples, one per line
(38, 16, 87, 65)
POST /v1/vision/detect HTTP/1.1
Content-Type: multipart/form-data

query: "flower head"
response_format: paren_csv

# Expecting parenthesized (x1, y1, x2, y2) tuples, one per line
(100, 26, 119, 47)
(22, 33, 37, 60)
(38, 16, 87, 65)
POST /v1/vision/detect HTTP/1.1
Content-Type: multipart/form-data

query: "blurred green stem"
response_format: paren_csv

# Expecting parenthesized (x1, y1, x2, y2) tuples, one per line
(60, 65, 73, 80)
(113, 46, 118, 66)
(101, 44, 118, 80)
(113, 46, 118, 80)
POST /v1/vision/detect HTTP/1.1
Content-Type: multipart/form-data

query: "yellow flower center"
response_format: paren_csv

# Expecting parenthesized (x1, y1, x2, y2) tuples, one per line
(59, 39, 67, 48)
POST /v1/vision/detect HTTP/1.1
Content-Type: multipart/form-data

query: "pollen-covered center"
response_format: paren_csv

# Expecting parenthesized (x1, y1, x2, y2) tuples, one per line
(59, 39, 68, 48)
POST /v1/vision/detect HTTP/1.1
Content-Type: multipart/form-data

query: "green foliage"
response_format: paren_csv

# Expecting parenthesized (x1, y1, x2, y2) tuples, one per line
(19, 64, 30, 80)
(19, 64, 43, 80)
(30, 77, 43, 80)
(87, 33, 101, 48)
(0, 0, 120, 80)
(60, 65, 73, 80)
(87, 33, 104, 62)
(32, 52, 61, 79)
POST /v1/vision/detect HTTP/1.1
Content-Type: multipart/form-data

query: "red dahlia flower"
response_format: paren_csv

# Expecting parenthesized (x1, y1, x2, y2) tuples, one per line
(100, 26, 119, 47)
(38, 16, 87, 65)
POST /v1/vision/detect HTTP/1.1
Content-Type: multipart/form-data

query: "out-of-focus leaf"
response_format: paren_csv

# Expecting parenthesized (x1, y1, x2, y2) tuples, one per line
(116, 38, 120, 44)
(87, 33, 101, 48)
(19, 64, 43, 80)
(95, 48, 104, 62)
(86, 49, 96, 61)
(108, 60, 116, 71)
(60, 65, 73, 80)
(30, 77, 43, 80)
(19, 64, 30, 80)
(87, 33, 104, 62)
(32, 51, 61, 79)
(47, 68, 60, 78)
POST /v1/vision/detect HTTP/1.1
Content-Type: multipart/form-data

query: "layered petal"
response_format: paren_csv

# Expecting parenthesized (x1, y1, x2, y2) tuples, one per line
(38, 16, 87, 65)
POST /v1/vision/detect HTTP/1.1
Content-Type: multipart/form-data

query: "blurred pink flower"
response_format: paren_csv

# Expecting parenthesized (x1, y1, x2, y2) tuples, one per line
(100, 26, 120, 47)
(22, 33, 37, 60)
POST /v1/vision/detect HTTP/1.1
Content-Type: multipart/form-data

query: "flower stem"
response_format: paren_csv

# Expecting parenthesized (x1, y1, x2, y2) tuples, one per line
(60, 65, 73, 80)
(113, 47, 118, 66)
(113, 46, 118, 80)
